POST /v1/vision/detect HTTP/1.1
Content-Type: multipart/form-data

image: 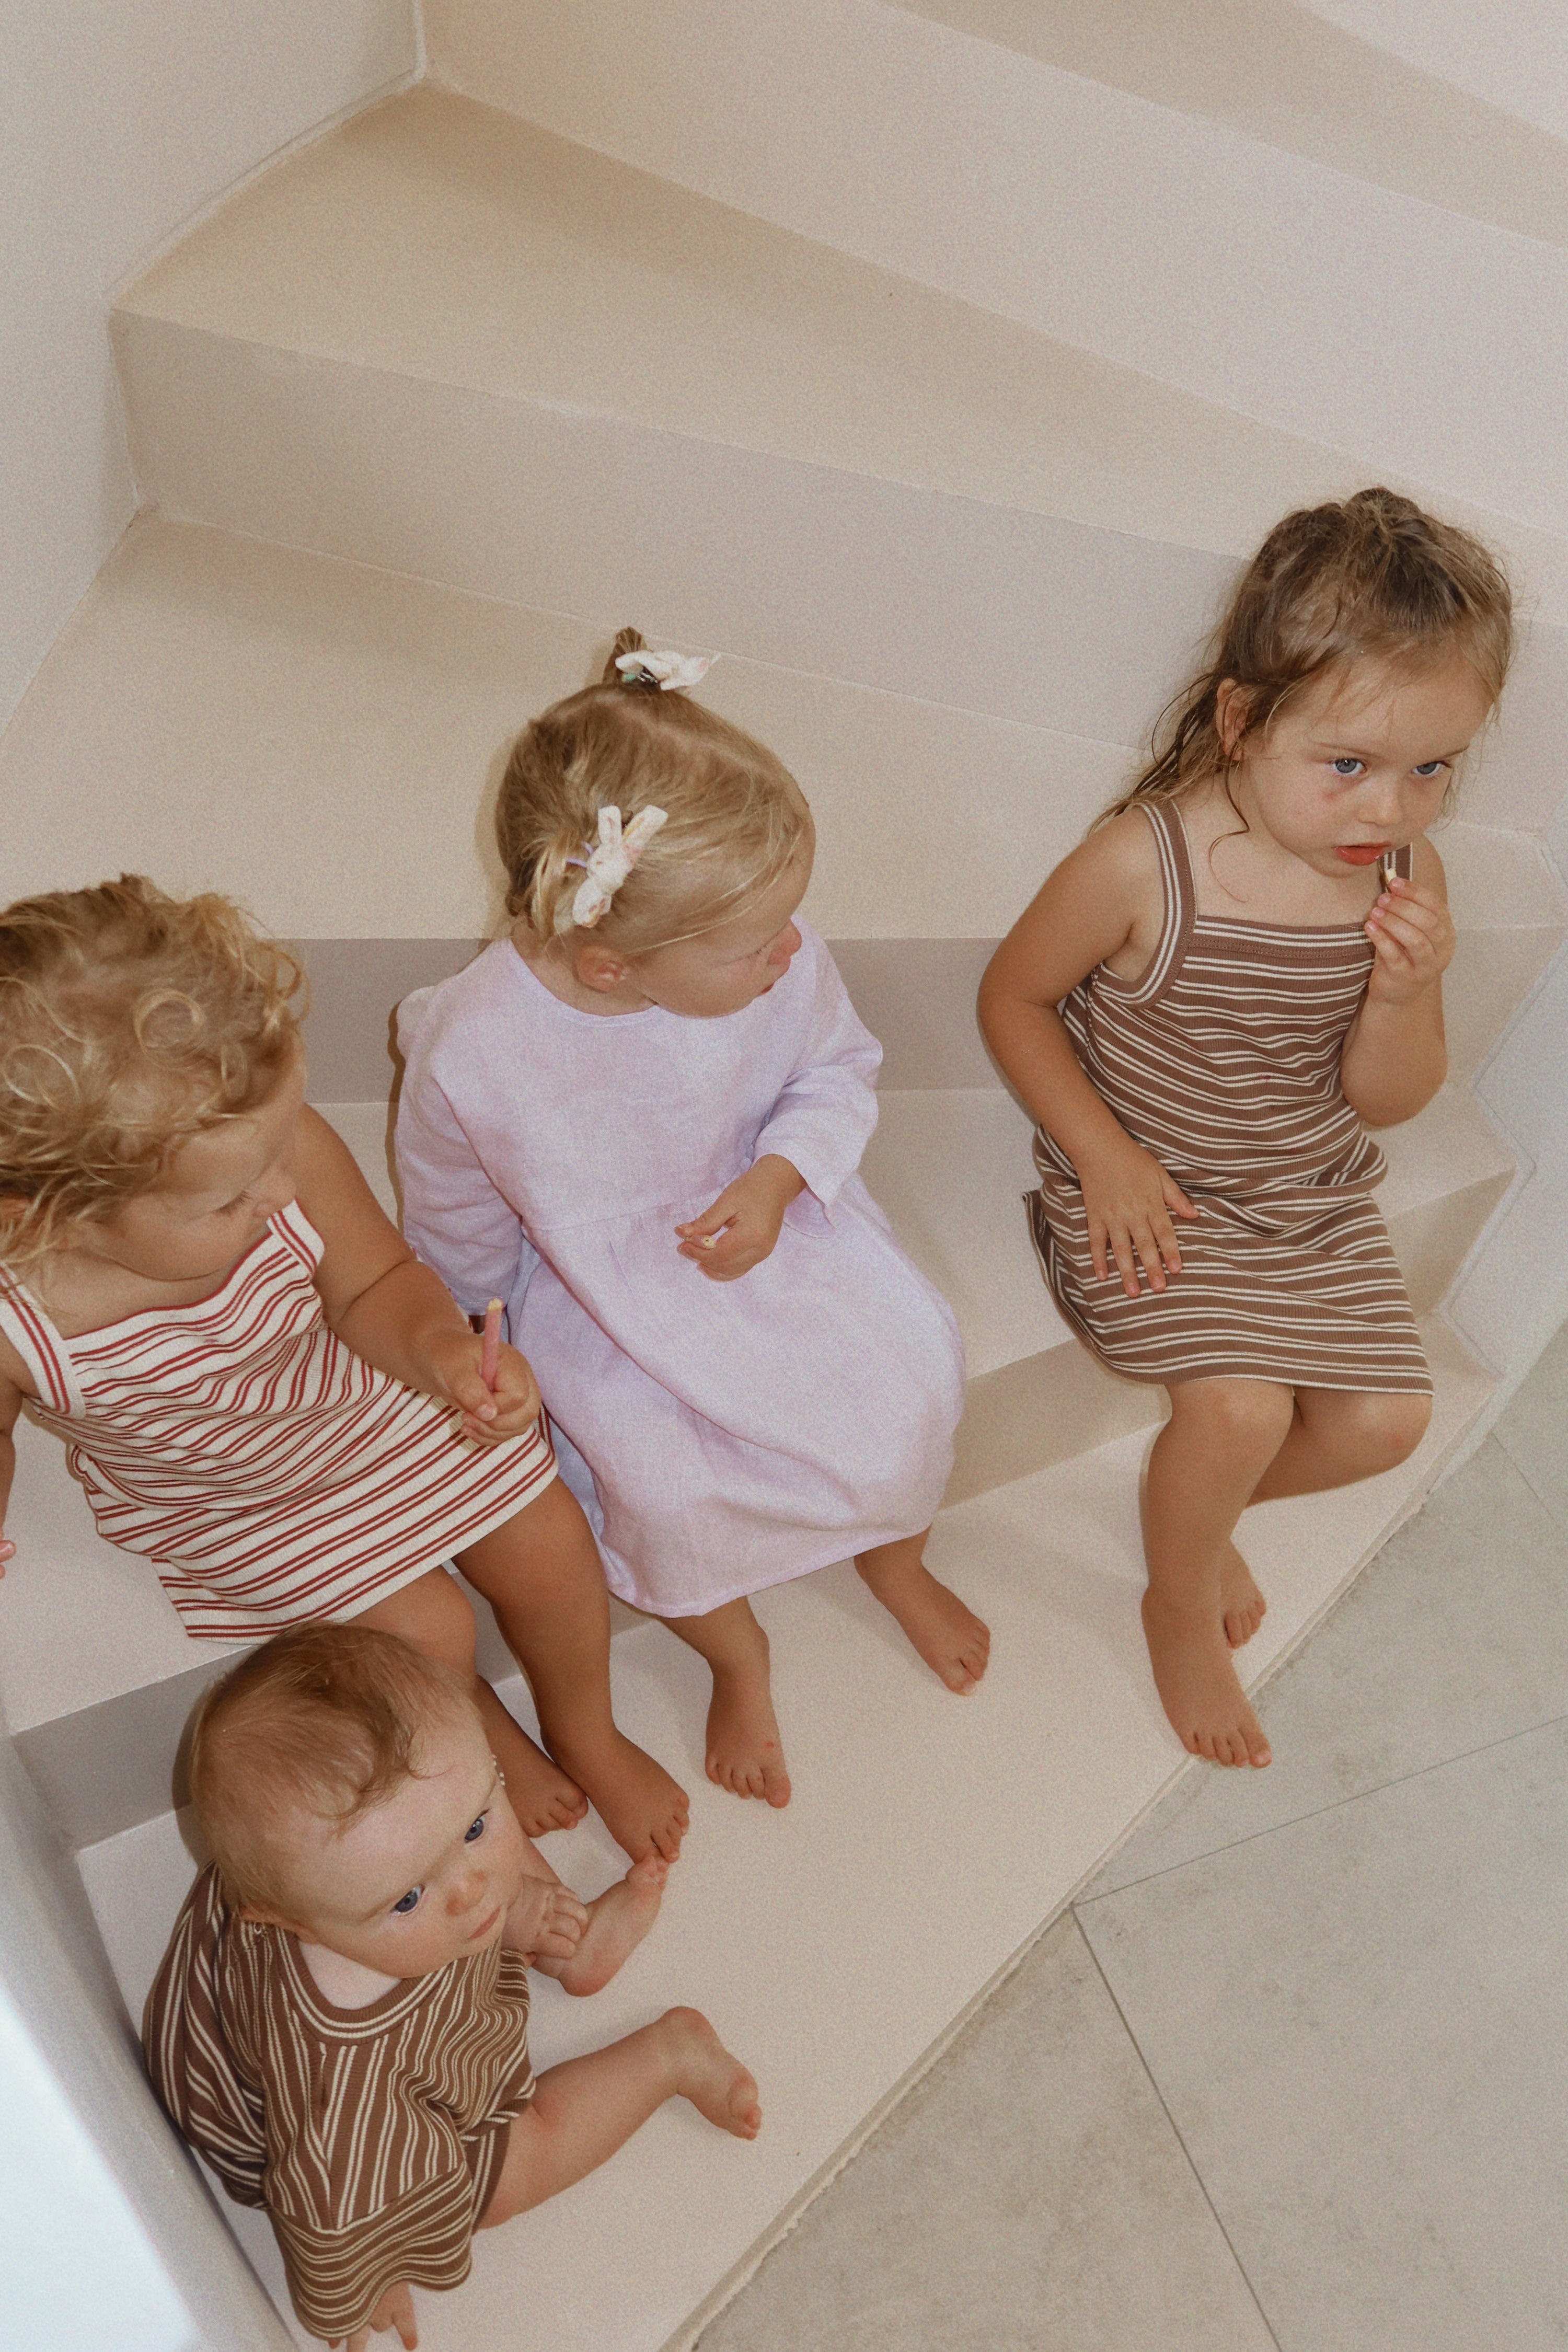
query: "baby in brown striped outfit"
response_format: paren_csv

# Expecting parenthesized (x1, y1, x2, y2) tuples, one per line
(981, 490, 1513, 1771)
(144, 1626, 760, 2351)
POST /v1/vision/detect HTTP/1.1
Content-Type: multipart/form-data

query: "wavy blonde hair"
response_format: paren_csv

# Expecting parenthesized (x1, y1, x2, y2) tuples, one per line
(188, 1624, 475, 1914)
(1104, 487, 1513, 823)
(0, 876, 304, 1269)
(497, 629, 810, 953)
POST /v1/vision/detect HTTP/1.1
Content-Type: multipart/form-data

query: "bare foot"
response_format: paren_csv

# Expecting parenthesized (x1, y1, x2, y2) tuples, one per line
(1142, 1592, 1271, 1767)
(705, 1618, 791, 1807)
(554, 1856, 668, 1998)
(659, 2007, 762, 2140)
(1220, 1542, 1268, 1650)
(500, 1733, 589, 1839)
(857, 1553, 990, 1693)
(547, 1727, 690, 1863)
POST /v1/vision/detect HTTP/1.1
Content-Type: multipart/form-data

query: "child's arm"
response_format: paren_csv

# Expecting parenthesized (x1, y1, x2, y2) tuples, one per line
(0, 1374, 20, 1573)
(675, 932, 880, 1281)
(295, 1111, 538, 1446)
(1340, 839, 1451, 1125)
(395, 1058, 536, 1323)
(977, 815, 1198, 1298)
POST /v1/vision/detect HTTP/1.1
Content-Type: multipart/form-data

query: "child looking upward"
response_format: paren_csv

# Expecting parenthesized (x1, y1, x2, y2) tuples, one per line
(144, 1626, 758, 2352)
(0, 880, 687, 1859)
(979, 489, 1512, 1769)
(396, 631, 985, 1811)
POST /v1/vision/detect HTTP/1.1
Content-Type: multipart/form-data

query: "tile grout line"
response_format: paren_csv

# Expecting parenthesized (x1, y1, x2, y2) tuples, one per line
(1077, 1703, 1568, 1904)
(1490, 1424, 1568, 1529)
(1073, 1916, 1287, 2352)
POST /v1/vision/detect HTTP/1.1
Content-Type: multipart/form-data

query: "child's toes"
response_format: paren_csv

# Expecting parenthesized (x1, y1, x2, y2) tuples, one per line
(760, 1757, 791, 1808)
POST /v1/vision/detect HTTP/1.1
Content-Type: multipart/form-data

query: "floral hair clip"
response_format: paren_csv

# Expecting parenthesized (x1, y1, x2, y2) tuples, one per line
(568, 803, 669, 929)
(614, 648, 716, 693)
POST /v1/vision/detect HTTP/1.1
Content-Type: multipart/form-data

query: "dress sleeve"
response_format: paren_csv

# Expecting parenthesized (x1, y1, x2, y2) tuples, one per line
(753, 933, 882, 1220)
(141, 1869, 269, 2211)
(395, 1035, 536, 1320)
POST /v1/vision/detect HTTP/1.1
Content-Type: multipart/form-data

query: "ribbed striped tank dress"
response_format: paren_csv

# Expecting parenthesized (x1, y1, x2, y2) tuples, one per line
(1029, 800, 1432, 1394)
(0, 1201, 558, 1639)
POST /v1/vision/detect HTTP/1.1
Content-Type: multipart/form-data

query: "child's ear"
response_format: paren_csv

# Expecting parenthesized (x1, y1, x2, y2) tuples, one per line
(1215, 678, 1252, 763)
(573, 940, 632, 995)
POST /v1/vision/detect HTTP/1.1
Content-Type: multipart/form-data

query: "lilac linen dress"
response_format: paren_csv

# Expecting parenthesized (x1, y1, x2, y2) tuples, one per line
(394, 924, 964, 1618)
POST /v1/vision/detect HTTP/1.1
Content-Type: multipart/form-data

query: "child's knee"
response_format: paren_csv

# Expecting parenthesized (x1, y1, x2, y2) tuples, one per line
(355, 1565, 479, 1677)
(1354, 1391, 1431, 1473)
(1172, 1378, 1294, 1457)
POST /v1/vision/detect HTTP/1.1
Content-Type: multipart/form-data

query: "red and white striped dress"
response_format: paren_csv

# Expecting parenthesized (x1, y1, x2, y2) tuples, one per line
(0, 1202, 557, 1639)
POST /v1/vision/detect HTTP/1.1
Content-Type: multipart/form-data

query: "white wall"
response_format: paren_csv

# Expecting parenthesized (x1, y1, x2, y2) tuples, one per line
(0, 0, 416, 728)
(1301, 2, 1568, 143)
(0, 1714, 290, 2348)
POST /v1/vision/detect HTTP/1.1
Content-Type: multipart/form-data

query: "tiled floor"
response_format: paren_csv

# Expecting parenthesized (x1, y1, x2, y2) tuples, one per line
(698, 1323, 1568, 2352)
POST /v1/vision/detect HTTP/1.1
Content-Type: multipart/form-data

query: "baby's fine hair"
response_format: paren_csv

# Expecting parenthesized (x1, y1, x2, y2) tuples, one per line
(189, 1623, 477, 1915)
(1106, 487, 1513, 820)
(0, 877, 302, 1269)
(497, 628, 810, 951)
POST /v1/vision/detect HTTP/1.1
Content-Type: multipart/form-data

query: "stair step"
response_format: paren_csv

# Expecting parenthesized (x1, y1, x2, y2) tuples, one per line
(72, 1313, 1493, 2352)
(420, 0, 1568, 575)
(111, 85, 1568, 760)
(4, 520, 1561, 1066)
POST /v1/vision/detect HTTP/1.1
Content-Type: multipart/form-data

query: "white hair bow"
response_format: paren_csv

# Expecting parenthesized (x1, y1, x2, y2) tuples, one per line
(569, 804, 669, 929)
(614, 648, 716, 693)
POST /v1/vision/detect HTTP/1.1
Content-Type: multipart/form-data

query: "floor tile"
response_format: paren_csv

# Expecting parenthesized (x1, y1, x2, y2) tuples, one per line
(698, 1915, 1276, 2352)
(1084, 1433, 1568, 1896)
(1079, 1722, 1568, 2352)
(1493, 1317, 1568, 1526)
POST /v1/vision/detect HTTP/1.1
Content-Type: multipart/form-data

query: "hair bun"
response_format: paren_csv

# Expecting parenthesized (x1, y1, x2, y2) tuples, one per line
(602, 627, 648, 687)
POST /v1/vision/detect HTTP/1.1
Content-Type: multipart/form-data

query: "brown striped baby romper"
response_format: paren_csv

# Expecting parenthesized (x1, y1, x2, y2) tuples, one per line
(1029, 800, 1432, 1394)
(143, 1865, 535, 2341)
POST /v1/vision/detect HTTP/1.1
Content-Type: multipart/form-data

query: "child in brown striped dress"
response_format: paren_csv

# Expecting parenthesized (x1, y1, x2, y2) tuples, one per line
(979, 490, 1513, 1769)
(144, 1626, 759, 2351)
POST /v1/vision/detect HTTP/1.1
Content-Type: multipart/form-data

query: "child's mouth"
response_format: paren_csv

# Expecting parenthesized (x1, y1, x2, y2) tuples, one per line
(1335, 842, 1392, 867)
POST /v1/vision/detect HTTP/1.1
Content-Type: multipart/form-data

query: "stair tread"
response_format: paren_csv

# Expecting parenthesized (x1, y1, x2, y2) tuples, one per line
(74, 1313, 1492, 2352)
(118, 84, 1471, 569)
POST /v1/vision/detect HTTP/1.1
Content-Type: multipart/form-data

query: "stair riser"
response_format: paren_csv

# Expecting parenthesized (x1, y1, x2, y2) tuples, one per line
(425, 0, 1568, 543)
(113, 314, 1235, 748)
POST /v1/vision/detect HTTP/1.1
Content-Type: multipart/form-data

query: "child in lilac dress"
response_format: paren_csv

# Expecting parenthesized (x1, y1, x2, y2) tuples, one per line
(397, 631, 985, 1808)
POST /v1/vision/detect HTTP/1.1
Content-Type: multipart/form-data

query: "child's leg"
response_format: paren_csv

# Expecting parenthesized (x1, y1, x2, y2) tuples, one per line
(1250, 1387, 1432, 1501)
(856, 1530, 990, 1695)
(454, 1479, 690, 1862)
(354, 1567, 587, 1838)
(1142, 1378, 1295, 1769)
(660, 1599, 790, 1807)
(477, 2008, 760, 2228)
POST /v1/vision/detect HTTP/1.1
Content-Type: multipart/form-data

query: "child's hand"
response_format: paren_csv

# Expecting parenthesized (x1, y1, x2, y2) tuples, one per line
(1364, 875, 1455, 1006)
(420, 1327, 542, 1446)
(675, 1156, 806, 1281)
(505, 1873, 590, 1963)
(329, 2279, 417, 2351)
(1077, 1133, 1199, 1298)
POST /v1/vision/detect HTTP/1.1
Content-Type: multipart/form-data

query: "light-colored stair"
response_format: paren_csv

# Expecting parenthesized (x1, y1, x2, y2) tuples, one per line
(422, 0, 1568, 570)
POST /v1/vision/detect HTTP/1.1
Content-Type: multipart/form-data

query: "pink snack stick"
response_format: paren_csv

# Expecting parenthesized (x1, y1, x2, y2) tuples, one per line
(480, 1298, 503, 1391)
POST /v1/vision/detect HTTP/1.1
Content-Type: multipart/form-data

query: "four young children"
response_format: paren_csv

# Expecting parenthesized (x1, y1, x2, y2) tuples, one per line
(0, 489, 1515, 2343)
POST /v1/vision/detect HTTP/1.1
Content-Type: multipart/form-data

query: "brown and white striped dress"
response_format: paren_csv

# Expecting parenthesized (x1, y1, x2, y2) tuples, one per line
(143, 1865, 535, 2341)
(1029, 800, 1431, 1393)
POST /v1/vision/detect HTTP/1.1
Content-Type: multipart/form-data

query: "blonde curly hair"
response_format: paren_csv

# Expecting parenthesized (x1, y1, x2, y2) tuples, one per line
(497, 629, 811, 954)
(1104, 487, 1513, 823)
(0, 876, 304, 1269)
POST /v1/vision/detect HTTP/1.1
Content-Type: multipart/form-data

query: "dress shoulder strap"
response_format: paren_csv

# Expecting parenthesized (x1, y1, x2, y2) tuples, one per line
(0, 1277, 84, 1415)
(1121, 800, 1195, 1006)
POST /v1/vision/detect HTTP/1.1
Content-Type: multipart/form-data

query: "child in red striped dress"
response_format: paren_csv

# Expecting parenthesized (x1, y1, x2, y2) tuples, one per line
(0, 877, 687, 1862)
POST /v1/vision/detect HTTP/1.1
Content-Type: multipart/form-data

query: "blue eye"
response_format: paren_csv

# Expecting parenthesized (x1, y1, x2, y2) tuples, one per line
(1331, 757, 1363, 777)
(1413, 760, 1446, 778)
(391, 1886, 422, 1916)
(464, 1814, 488, 1844)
